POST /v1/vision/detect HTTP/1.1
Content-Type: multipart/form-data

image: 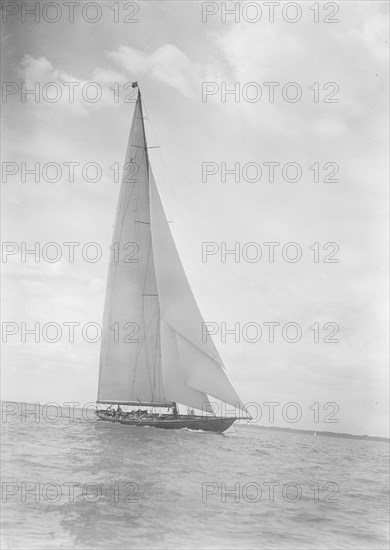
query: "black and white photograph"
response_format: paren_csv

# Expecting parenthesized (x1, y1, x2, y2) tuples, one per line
(1, 1, 389, 548)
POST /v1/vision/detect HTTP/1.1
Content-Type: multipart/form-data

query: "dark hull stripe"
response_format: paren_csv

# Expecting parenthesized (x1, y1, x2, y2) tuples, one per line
(96, 415, 236, 433)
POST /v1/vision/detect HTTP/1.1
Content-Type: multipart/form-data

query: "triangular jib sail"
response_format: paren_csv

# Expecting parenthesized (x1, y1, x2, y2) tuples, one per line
(98, 89, 246, 414)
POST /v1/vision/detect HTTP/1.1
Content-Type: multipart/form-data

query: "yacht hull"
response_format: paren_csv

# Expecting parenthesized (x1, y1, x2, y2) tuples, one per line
(96, 413, 236, 433)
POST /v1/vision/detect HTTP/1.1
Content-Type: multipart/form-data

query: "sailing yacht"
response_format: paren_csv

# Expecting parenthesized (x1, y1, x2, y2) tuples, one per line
(96, 85, 248, 433)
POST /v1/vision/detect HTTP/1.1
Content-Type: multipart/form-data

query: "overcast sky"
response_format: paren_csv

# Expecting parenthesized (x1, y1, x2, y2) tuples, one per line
(1, 1, 388, 436)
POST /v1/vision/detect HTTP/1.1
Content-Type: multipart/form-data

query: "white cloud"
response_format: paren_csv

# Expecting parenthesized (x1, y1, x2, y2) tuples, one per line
(17, 55, 128, 118)
(107, 44, 203, 98)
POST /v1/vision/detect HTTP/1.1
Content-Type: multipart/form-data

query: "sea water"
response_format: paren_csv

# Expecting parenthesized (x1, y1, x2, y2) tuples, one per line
(1, 404, 389, 549)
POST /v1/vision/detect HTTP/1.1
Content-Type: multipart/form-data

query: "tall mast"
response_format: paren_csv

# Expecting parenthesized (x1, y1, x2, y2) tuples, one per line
(138, 87, 178, 417)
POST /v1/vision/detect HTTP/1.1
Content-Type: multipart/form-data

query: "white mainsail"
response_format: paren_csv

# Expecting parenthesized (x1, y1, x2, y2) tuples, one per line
(98, 90, 246, 413)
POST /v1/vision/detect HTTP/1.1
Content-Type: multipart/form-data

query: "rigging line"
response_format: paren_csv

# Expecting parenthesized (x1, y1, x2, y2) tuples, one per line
(155, 315, 163, 401)
(138, 94, 157, 400)
(149, 304, 161, 401)
(145, 305, 161, 396)
(119, 178, 136, 234)
(140, 251, 158, 401)
(130, 192, 146, 395)
(118, 119, 147, 229)
(116, 147, 144, 245)
(140, 249, 158, 400)
(119, 100, 143, 223)
(131, 224, 154, 400)
(141, 293, 155, 400)
(132, 151, 154, 301)
(131, 296, 160, 390)
(141, 217, 155, 299)
(120, 148, 148, 225)
(138, 100, 173, 222)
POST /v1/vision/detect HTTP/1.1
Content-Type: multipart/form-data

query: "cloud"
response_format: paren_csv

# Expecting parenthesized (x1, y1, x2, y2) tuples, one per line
(17, 55, 128, 118)
(207, 8, 389, 145)
(107, 44, 202, 98)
